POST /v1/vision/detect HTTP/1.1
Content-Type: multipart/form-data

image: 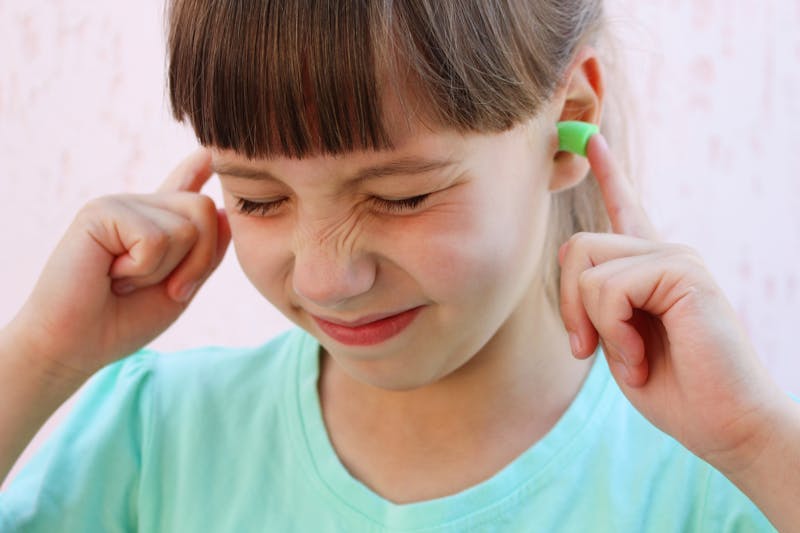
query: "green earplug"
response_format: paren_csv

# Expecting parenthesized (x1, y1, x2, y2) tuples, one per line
(557, 121, 599, 157)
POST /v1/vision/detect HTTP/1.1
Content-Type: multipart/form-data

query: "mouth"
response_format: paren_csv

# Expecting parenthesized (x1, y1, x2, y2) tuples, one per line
(311, 306, 425, 346)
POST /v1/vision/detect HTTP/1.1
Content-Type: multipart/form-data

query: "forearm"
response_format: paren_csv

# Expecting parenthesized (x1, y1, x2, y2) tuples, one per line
(0, 323, 87, 485)
(714, 396, 800, 533)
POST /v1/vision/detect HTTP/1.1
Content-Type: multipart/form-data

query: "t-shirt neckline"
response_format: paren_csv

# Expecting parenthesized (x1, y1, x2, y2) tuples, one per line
(291, 329, 614, 530)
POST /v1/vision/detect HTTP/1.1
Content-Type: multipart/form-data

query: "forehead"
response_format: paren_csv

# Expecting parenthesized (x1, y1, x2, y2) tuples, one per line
(211, 125, 466, 181)
(210, 119, 548, 194)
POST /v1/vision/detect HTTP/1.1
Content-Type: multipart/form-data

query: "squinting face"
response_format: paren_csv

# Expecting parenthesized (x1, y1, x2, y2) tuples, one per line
(213, 110, 560, 390)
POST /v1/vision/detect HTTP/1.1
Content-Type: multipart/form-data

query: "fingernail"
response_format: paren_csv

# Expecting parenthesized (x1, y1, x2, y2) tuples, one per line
(614, 343, 633, 367)
(175, 282, 198, 302)
(115, 282, 135, 295)
(620, 363, 631, 382)
(569, 332, 582, 356)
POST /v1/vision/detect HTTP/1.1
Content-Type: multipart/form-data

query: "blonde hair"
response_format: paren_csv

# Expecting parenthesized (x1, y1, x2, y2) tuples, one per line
(166, 0, 633, 313)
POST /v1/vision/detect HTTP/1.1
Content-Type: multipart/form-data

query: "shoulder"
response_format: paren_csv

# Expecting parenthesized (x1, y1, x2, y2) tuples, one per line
(80, 326, 317, 429)
(587, 355, 775, 531)
(142, 327, 310, 382)
(124, 326, 315, 405)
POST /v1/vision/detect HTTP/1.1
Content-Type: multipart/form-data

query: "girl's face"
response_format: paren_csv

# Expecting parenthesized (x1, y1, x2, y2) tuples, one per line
(213, 106, 561, 390)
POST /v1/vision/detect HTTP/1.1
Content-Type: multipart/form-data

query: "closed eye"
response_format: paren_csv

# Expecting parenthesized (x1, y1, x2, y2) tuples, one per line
(233, 194, 432, 217)
(370, 194, 431, 213)
(234, 197, 287, 216)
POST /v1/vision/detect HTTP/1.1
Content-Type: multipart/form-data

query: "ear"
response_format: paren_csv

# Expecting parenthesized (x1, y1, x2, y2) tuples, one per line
(548, 46, 605, 193)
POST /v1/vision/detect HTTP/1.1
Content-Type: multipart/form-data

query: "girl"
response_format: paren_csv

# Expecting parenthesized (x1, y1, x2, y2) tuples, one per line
(1, 1, 797, 531)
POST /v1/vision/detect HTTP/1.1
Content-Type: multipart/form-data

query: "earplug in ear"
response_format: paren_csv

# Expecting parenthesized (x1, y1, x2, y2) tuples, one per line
(557, 121, 599, 158)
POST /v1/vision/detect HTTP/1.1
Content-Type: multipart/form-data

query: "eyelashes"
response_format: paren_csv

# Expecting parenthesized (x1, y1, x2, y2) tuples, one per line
(234, 194, 431, 217)
(234, 197, 287, 216)
(371, 194, 430, 213)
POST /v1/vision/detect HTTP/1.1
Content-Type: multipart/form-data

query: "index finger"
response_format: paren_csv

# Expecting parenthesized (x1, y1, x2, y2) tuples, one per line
(586, 134, 660, 241)
(157, 148, 215, 193)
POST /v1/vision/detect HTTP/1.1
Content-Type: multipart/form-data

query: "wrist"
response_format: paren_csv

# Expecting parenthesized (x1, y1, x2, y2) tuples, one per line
(1, 317, 91, 393)
(706, 391, 798, 480)
(0, 318, 89, 484)
(706, 394, 800, 533)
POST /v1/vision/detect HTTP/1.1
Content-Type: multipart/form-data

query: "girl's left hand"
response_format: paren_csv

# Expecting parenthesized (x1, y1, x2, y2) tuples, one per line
(558, 134, 783, 474)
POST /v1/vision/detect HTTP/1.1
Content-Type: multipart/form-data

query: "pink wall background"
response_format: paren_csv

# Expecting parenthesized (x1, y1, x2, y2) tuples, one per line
(2, 1, 799, 489)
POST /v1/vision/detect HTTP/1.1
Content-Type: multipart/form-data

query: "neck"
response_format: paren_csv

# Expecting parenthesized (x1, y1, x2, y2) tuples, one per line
(317, 282, 595, 501)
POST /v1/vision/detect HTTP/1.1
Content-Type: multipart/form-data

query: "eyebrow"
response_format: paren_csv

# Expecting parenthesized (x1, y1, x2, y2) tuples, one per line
(211, 156, 458, 184)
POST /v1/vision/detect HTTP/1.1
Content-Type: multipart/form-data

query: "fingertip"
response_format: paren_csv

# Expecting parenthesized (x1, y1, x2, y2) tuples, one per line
(193, 145, 213, 161)
(608, 359, 645, 388)
(558, 241, 569, 266)
(172, 280, 199, 303)
(569, 331, 582, 357)
(586, 133, 609, 162)
(159, 148, 215, 193)
(627, 365, 650, 388)
(112, 280, 136, 295)
(196, 148, 214, 176)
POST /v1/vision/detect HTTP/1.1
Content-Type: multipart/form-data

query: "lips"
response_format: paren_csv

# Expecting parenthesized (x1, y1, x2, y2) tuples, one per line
(311, 306, 424, 346)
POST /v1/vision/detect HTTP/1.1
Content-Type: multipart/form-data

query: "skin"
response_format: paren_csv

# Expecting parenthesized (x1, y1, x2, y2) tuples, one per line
(210, 47, 604, 502)
(2, 46, 798, 529)
(216, 120, 563, 391)
(214, 119, 596, 501)
(562, 134, 800, 532)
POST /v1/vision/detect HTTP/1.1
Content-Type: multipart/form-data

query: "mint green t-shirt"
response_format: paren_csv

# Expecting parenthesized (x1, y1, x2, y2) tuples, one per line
(0, 328, 776, 532)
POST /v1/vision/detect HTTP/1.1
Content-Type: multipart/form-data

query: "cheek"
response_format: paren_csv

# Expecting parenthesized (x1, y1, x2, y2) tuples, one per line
(419, 193, 549, 302)
(228, 218, 290, 301)
(376, 206, 524, 300)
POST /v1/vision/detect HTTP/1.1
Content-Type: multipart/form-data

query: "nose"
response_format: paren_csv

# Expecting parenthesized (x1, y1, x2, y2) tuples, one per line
(292, 244, 376, 309)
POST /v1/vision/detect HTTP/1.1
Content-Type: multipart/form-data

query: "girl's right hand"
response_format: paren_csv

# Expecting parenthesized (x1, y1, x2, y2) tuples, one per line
(6, 148, 231, 380)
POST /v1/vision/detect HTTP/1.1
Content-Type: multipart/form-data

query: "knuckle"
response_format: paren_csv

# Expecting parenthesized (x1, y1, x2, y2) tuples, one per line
(129, 237, 168, 275)
(79, 197, 104, 215)
(592, 273, 608, 297)
(664, 243, 706, 267)
(685, 252, 707, 270)
(577, 268, 594, 289)
(140, 228, 170, 256)
(597, 275, 620, 303)
(578, 267, 618, 303)
(667, 242, 697, 256)
(78, 195, 119, 219)
(569, 231, 592, 248)
(181, 192, 217, 222)
(173, 219, 199, 244)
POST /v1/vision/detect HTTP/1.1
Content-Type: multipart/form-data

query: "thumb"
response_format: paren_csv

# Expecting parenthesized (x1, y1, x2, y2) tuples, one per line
(212, 208, 232, 268)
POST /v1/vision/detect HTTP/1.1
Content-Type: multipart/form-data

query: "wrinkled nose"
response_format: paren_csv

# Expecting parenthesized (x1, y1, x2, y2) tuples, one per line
(292, 245, 376, 309)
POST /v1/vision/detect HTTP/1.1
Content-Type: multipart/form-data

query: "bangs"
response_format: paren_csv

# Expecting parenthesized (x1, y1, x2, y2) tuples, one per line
(168, 0, 395, 159)
(167, 0, 560, 159)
